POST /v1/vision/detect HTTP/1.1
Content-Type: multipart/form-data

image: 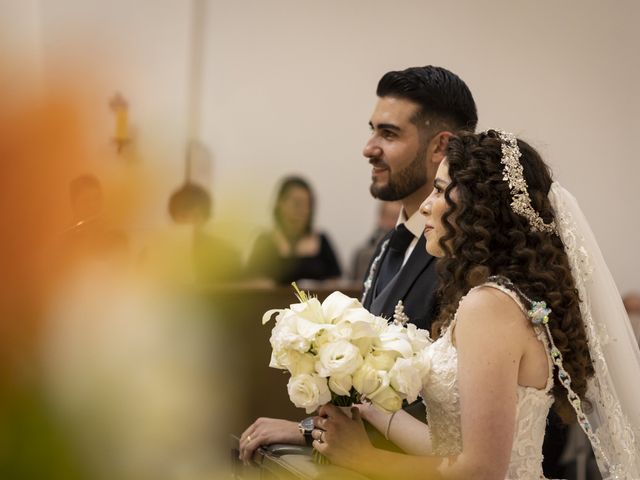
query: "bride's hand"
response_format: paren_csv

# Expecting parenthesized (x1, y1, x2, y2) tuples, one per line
(349, 401, 376, 421)
(337, 402, 374, 420)
(312, 403, 375, 469)
(337, 405, 352, 416)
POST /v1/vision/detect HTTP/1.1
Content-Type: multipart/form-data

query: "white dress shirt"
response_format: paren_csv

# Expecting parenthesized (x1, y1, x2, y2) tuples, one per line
(396, 208, 427, 267)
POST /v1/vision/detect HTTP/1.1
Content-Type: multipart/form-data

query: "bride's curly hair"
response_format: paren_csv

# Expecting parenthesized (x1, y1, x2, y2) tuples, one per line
(432, 130, 594, 423)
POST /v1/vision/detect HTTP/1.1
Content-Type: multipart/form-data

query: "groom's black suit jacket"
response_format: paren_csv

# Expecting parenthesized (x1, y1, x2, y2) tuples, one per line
(361, 228, 439, 452)
(362, 230, 438, 331)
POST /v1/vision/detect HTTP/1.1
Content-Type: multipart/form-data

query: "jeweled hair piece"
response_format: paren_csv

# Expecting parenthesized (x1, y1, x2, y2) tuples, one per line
(494, 130, 558, 235)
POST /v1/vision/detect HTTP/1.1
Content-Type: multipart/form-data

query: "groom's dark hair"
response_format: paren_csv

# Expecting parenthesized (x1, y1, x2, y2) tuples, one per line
(377, 65, 478, 133)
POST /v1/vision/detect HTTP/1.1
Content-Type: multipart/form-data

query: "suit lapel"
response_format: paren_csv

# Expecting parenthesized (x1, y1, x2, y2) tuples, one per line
(379, 235, 435, 315)
(362, 230, 393, 308)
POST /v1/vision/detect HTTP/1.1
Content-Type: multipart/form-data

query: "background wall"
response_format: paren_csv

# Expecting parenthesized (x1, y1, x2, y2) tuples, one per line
(3, 0, 639, 292)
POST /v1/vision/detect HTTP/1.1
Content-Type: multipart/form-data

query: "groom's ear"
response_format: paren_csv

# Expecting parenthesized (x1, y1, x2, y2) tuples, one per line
(428, 131, 452, 165)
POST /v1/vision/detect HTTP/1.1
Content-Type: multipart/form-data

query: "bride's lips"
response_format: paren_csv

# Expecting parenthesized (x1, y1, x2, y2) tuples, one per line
(424, 225, 434, 235)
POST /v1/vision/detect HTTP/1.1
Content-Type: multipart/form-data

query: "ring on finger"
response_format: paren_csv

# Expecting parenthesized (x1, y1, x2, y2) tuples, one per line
(247, 434, 252, 442)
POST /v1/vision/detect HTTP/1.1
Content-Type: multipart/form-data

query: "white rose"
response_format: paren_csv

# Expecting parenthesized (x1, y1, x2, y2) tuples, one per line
(287, 374, 331, 414)
(352, 336, 374, 357)
(270, 316, 310, 354)
(415, 345, 433, 385)
(406, 323, 432, 352)
(369, 384, 402, 412)
(367, 350, 397, 371)
(313, 328, 332, 350)
(316, 340, 363, 378)
(268, 309, 333, 355)
(369, 315, 391, 334)
(290, 352, 317, 376)
(377, 323, 413, 358)
(269, 348, 290, 370)
(389, 357, 422, 403)
(326, 321, 354, 343)
(327, 318, 376, 340)
(270, 347, 316, 375)
(328, 375, 353, 396)
(352, 362, 382, 397)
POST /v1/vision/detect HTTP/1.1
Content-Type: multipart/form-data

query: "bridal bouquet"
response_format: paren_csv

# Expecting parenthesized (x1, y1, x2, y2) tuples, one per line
(262, 284, 432, 415)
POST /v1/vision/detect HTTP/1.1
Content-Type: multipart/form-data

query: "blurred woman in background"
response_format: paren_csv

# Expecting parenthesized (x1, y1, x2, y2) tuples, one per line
(245, 175, 341, 285)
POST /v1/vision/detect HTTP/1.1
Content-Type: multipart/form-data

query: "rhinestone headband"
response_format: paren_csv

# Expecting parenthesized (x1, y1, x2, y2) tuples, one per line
(493, 130, 558, 235)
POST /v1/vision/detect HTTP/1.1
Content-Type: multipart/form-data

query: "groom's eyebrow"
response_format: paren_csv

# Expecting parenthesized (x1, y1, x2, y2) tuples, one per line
(369, 121, 401, 132)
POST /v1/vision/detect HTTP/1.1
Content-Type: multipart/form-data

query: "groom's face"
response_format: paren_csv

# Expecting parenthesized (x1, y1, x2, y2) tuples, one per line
(363, 96, 429, 201)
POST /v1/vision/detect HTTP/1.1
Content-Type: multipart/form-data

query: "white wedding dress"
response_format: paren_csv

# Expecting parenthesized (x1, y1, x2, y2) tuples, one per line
(420, 282, 554, 479)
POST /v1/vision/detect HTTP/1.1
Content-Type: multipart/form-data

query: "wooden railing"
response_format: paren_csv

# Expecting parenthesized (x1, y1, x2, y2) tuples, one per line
(203, 284, 362, 438)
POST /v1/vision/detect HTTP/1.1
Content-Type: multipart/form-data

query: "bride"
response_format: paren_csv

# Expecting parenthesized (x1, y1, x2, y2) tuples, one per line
(311, 130, 640, 479)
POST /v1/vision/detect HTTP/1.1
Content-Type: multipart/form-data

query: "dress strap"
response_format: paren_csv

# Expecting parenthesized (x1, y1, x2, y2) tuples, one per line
(474, 281, 528, 317)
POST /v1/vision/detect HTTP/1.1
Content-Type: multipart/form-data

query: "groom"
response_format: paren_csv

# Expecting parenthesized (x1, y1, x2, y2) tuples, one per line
(238, 65, 478, 461)
(356, 66, 477, 451)
(360, 66, 477, 329)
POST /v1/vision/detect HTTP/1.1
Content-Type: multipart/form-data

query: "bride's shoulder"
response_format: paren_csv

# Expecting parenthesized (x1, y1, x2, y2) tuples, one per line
(455, 285, 530, 338)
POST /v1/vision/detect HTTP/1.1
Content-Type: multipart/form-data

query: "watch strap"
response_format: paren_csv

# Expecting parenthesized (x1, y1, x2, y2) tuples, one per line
(298, 416, 314, 447)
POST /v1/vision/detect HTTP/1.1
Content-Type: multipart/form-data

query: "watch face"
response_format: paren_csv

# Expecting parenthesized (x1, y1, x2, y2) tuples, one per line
(301, 416, 314, 432)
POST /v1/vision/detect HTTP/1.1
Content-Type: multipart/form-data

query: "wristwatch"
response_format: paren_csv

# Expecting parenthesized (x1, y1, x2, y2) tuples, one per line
(298, 416, 315, 446)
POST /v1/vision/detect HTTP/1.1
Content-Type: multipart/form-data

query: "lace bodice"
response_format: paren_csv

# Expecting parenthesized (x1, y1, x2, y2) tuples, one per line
(420, 283, 554, 479)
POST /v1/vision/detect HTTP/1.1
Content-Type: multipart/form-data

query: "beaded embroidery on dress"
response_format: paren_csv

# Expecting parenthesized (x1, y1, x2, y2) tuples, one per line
(420, 282, 554, 479)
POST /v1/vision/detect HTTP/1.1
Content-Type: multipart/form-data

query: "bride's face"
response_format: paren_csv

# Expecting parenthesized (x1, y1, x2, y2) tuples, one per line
(419, 160, 452, 257)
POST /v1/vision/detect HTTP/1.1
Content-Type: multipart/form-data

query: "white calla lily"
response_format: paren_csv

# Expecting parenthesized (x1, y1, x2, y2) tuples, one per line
(262, 308, 283, 325)
(291, 297, 325, 323)
(342, 307, 378, 325)
(321, 291, 362, 323)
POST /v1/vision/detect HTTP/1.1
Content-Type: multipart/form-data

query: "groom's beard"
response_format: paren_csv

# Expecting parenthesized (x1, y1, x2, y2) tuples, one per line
(369, 147, 428, 202)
